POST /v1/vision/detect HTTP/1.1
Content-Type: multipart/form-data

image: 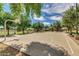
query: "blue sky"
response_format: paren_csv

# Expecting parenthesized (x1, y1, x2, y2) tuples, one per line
(3, 4, 10, 12)
(3, 3, 75, 25)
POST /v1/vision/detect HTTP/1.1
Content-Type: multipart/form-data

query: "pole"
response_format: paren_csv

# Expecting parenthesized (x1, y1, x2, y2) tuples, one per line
(3, 19, 19, 42)
(4, 20, 14, 42)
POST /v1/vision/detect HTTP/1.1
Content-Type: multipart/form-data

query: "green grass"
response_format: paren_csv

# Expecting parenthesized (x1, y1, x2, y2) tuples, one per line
(0, 30, 27, 37)
(16, 31, 24, 35)
(0, 30, 15, 37)
(1, 29, 79, 37)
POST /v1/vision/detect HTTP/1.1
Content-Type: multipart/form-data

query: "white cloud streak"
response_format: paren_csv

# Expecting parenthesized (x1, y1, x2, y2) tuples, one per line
(42, 3, 75, 14)
(50, 16, 62, 20)
(43, 22, 50, 25)
(34, 14, 45, 21)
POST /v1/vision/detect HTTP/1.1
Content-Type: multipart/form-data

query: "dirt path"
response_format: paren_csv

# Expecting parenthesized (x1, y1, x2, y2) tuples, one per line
(1, 32, 79, 56)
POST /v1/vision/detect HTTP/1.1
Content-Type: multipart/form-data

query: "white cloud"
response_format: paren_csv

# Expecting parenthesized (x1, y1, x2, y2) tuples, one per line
(34, 14, 45, 21)
(45, 4, 50, 8)
(42, 3, 75, 14)
(50, 16, 62, 20)
(42, 7, 51, 14)
(43, 22, 50, 25)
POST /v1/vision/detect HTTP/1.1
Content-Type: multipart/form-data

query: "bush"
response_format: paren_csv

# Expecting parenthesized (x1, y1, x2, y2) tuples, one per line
(26, 28, 34, 34)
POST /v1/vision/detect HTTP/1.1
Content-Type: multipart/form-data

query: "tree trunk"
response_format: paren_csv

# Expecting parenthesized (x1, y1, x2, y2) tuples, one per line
(22, 28, 25, 34)
(76, 26, 78, 34)
(14, 30, 16, 35)
(69, 28, 72, 35)
(67, 28, 69, 33)
(7, 28, 10, 36)
(67, 26, 70, 33)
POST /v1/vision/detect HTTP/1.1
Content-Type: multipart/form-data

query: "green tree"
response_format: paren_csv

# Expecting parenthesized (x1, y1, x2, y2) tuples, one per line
(0, 4, 15, 36)
(24, 3, 42, 17)
(10, 3, 42, 20)
(10, 3, 23, 19)
(10, 3, 42, 34)
(24, 3, 42, 32)
(51, 21, 62, 31)
(0, 4, 3, 12)
(75, 4, 79, 34)
(3, 12, 15, 35)
(17, 14, 31, 34)
(32, 22, 44, 32)
(62, 6, 75, 35)
(0, 3, 3, 26)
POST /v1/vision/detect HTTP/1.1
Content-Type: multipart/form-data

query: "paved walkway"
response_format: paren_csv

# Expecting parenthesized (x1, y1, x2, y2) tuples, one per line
(0, 32, 79, 56)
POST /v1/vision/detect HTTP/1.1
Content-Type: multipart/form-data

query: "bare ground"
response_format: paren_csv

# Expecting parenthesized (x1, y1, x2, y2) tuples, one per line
(0, 31, 79, 56)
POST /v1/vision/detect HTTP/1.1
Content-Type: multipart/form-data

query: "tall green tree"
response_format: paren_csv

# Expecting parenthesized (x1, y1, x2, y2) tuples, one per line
(32, 22, 44, 32)
(24, 3, 42, 17)
(17, 14, 31, 34)
(10, 3, 42, 21)
(10, 3, 25, 34)
(75, 4, 79, 34)
(3, 12, 15, 35)
(0, 3, 3, 26)
(10, 3, 23, 19)
(51, 21, 62, 31)
(0, 4, 15, 36)
(0, 4, 3, 12)
(24, 3, 42, 32)
(62, 6, 75, 35)
(10, 3, 42, 34)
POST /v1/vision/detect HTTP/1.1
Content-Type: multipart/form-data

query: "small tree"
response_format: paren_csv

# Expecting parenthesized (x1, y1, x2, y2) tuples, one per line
(32, 22, 44, 32)
(62, 6, 75, 35)
(51, 21, 62, 31)
(3, 12, 15, 35)
(17, 14, 31, 34)
(75, 4, 79, 34)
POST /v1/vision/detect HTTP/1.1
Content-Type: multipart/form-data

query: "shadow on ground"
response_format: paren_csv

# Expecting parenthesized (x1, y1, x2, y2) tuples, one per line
(0, 42, 69, 56)
(0, 43, 29, 56)
(26, 42, 69, 56)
